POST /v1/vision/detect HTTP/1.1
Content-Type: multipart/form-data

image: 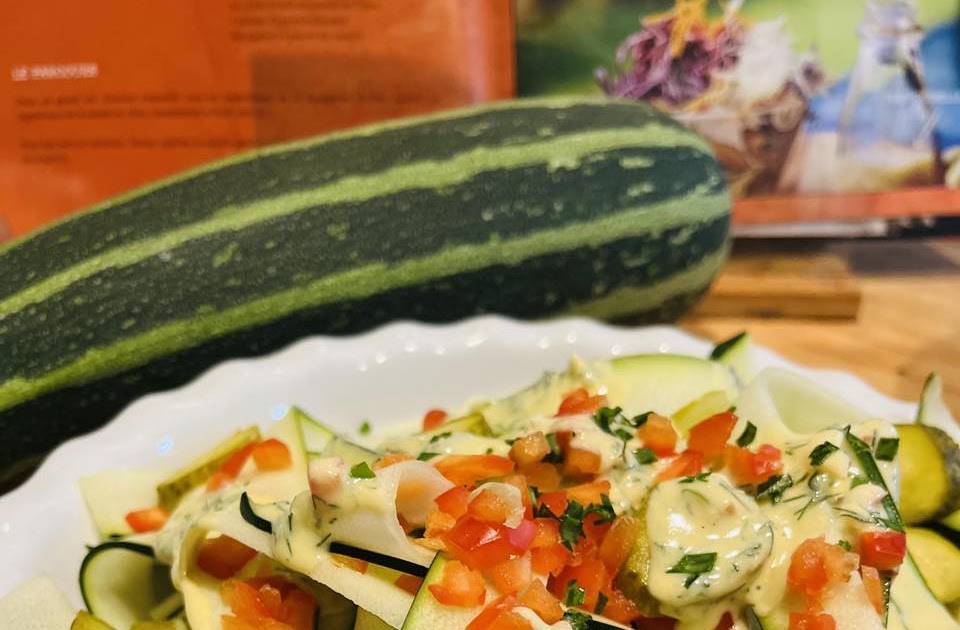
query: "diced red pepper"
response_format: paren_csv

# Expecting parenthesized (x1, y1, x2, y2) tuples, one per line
(859, 530, 907, 571)
(550, 557, 610, 612)
(787, 537, 858, 603)
(563, 447, 602, 479)
(531, 518, 561, 549)
(423, 409, 448, 432)
(444, 518, 518, 569)
(465, 595, 518, 630)
(655, 450, 703, 482)
(124, 507, 170, 533)
(207, 442, 257, 491)
(220, 576, 316, 630)
(435, 485, 472, 518)
(636, 414, 678, 456)
(724, 444, 783, 485)
(687, 411, 738, 459)
(531, 542, 572, 576)
(521, 463, 562, 492)
(428, 560, 486, 607)
(597, 586, 641, 625)
(537, 490, 568, 518)
(435, 455, 515, 487)
(468, 489, 514, 524)
(566, 479, 611, 506)
(556, 388, 607, 417)
(196, 535, 258, 580)
(251, 438, 292, 472)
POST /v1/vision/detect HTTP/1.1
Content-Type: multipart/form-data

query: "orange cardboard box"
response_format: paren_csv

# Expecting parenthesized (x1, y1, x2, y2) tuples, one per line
(0, 0, 515, 239)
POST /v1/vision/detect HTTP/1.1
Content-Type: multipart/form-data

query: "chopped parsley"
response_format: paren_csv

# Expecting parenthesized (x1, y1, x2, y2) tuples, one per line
(667, 552, 717, 588)
(837, 539, 852, 551)
(428, 431, 452, 444)
(592, 406, 647, 442)
(416, 452, 439, 461)
(543, 495, 618, 549)
(564, 580, 586, 606)
(809, 441, 839, 466)
(756, 474, 794, 504)
(679, 472, 711, 484)
(562, 610, 591, 630)
(349, 462, 376, 479)
(874, 437, 900, 462)
(543, 432, 563, 463)
(358, 420, 371, 435)
(594, 592, 608, 615)
(633, 447, 657, 465)
(736, 421, 757, 447)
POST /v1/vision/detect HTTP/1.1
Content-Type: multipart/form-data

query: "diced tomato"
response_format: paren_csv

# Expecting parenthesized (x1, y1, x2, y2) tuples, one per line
(523, 463, 562, 492)
(424, 509, 457, 541)
(502, 474, 533, 519)
(655, 450, 703, 482)
(423, 409, 449, 431)
(429, 560, 486, 607)
(485, 611, 535, 630)
(556, 388, 607, 416)
(469, 489, 514, 524)
(598, 586, 641, 625)
(466, 595, 516, 630)
(373, 452, 413, 470)
(563, 447, 602, 479)
(519, 579, 563, 624)
(505, 519, 536, 552)
(435, 455, 515, 487)
(788, 612, 836, 630)
(124, 506, 169, 533)
(197, 535, 259, 579)
(220, 577, 316, 630)
(566, 479, 611, 506)
(582, 513, 612, 546)
(859, 530, 907, 571)
(787, 538, 858, 602)
(251, 438, 292, 472)
(724, 444, 783, 485)
(531, 542, 572, 576)
(713, 613, 735, 630)
(207, 442, 257, 491)
(687, 412, 738, 459)
(444, 518, 518, 569)
(636, 414, 677, 456)
(551, 557, 610, 612)
(394, 574, 424, 596)
(485, 554, 533, 595)
(435, 485, 472, 518)
(860, 566, 884, 615)
(531, 518, 561, 548)
(599, 516, 641, 574)
(537, 490, 568, 518)
(510, 432, 551, 467)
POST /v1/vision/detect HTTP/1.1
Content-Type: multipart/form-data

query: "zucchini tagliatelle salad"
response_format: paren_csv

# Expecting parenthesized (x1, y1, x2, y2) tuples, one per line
(15, 334, 960, 630)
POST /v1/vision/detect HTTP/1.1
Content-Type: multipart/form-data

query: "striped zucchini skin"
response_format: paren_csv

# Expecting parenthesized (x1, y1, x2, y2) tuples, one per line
(0, 97, 729, 490)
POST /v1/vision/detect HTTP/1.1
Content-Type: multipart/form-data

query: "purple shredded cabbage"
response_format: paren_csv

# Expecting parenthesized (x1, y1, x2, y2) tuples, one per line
(597, 16, 745, 106)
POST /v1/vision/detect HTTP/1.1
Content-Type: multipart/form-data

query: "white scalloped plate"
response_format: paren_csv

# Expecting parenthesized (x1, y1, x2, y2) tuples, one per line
(0, 316, 946, 605)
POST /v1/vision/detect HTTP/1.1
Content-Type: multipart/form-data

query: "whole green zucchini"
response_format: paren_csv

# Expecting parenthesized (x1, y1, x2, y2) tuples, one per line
(0, 97, 730, 490)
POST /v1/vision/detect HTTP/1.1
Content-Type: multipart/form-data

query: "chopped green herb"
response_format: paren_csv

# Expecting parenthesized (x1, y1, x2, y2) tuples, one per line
(559, 501, 586, 549)
(837, 540, 852, 551)
(850, 474, 869, 488)
(667, 552, 717, 576)
(562, 610, 591, 630)
(417, 452, 439, 461)
(756, 474, 794, 504)
(679, 472, 711, 484)
(845, 429, 904, 532)
(528, 486, 541, 505)
(592, 407, 622, 435)
(594, 592, 608, 615)
(874, 437, 900, 462)
(585, 494, 617, 524)
(632, 411, 653, 427)
(349, 462, 376, 479)
(564, 580, 586, 606)
(614, 428, 633, 441)
(633, 447, 657, 465)
(593, 406, 647, 442)
(428, 431, 452, 444)
(358, 420, 371, 435)
(544, 433, 563, 463)
(485, 447, 494, 454)
(809, 441, 839, 466)
(736, 421, 757, 447)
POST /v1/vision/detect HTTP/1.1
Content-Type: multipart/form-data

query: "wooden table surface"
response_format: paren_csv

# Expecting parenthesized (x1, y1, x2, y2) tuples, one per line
(682, 238, 960, 415)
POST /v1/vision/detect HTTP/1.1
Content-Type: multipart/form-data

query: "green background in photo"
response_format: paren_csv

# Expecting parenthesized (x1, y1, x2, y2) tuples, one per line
(516, 0, 958, 95)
